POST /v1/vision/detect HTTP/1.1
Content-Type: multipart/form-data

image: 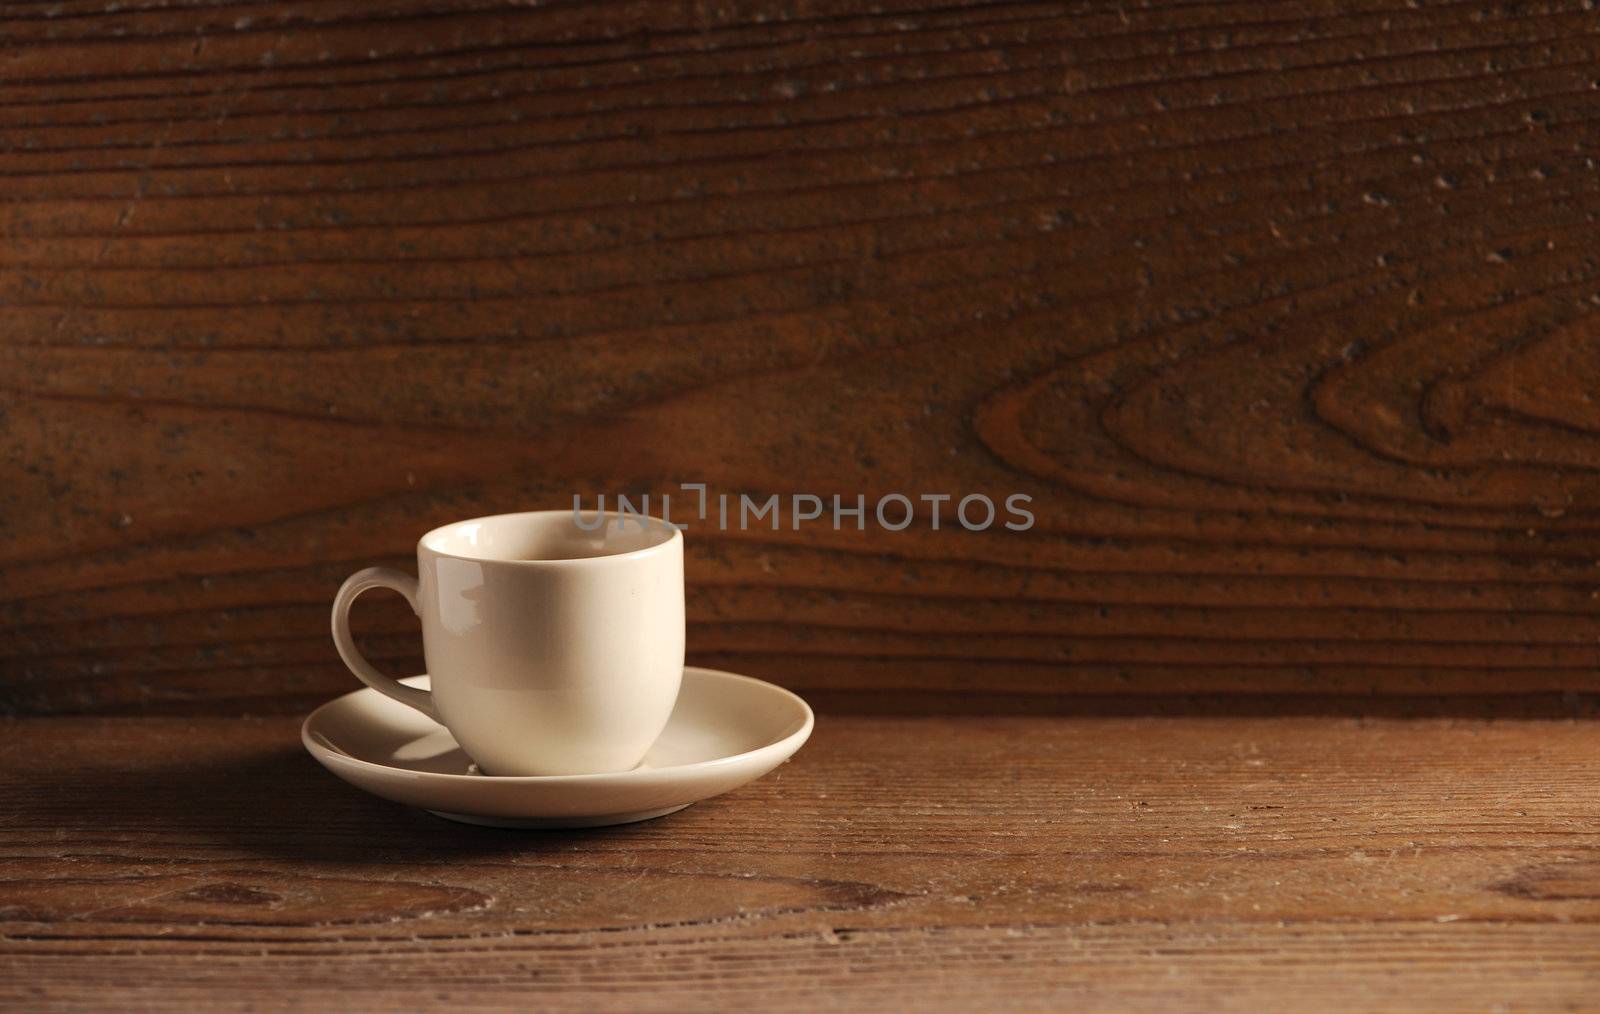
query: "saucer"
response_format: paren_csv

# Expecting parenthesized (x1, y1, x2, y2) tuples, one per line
(301, 667, 814, 828)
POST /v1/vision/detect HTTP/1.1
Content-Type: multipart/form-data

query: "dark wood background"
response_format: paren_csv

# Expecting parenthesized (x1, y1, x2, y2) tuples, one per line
(5, 0, 1600, 716)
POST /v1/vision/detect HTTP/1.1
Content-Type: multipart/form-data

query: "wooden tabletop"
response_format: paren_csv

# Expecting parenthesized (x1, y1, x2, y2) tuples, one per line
(4, 712, 1597, 1010)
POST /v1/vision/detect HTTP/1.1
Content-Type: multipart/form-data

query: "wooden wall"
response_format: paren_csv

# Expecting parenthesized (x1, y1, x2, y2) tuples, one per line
(4, 0, 1600, 715)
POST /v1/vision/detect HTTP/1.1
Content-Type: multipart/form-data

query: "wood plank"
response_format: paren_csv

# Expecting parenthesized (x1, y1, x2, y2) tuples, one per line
(6, 1, 1600, 712)
(2, 714, 1598, 1008)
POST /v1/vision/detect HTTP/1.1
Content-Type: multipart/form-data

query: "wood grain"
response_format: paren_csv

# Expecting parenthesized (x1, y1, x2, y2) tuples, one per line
(3, 713, 1599, 1009)
(6, 1, 1600, 713)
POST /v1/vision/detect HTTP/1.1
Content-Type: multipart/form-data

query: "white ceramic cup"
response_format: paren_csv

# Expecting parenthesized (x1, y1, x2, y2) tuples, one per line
(331, 510, 685, 776)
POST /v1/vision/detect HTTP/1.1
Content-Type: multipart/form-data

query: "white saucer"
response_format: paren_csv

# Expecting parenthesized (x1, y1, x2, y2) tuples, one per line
(301, 667, 814, 828)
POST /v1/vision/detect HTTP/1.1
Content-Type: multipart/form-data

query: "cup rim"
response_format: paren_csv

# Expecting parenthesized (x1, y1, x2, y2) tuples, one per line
(417, 509, 682, 566)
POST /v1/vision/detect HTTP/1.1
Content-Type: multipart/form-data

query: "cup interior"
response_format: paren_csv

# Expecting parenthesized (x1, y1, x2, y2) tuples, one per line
(421, 510, 677, 563)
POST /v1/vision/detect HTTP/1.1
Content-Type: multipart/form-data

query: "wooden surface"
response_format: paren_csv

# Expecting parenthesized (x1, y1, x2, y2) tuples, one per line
(0, 713, 1597, 1009)
(7, 1, 1600, 714)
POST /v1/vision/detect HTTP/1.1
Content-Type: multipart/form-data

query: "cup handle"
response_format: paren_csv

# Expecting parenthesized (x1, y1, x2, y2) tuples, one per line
(330, 566, 440, 722)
